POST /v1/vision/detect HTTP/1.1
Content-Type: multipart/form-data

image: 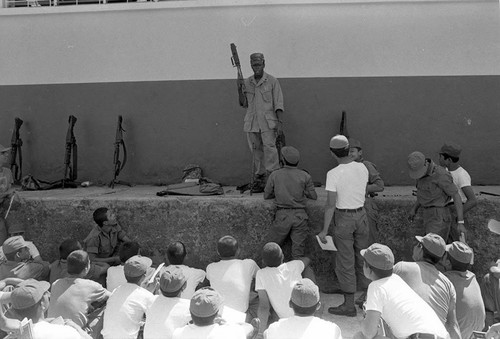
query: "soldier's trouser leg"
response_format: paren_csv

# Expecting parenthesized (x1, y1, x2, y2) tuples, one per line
(422, 206, 451, 241)
(260, 130, 279, 173)
(247, 132, 266, 176)
(364, 198, 379, 245)
(481, 273, 500, 328)
(334, 209, 370, 293)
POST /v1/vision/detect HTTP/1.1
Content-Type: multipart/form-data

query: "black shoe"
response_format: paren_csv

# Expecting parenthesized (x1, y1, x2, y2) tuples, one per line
(328, 304, 357, 317)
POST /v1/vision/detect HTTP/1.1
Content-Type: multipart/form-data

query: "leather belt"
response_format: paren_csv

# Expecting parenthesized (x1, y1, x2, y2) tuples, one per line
(421, 205, 446, 209)
(276, 206, 304, 210)
(408, 333, 440, 339)
(335, 207, 363, 213)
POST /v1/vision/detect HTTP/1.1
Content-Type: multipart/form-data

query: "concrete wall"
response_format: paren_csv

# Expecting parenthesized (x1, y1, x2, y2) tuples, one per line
(1, 0, 499, 185)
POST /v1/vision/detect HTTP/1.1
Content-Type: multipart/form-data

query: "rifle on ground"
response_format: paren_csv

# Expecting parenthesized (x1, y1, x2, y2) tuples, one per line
(230, 43, 248, 108)
(62, 115, 78, 188)
(276, 130, 286, 167)
(339, 110, 349, 138)
(109, 115, 131, 188)
(10, 118, 23, 184)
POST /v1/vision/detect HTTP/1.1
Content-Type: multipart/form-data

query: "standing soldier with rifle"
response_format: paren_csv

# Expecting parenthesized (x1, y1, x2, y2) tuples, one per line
(231, 45, 284, 193)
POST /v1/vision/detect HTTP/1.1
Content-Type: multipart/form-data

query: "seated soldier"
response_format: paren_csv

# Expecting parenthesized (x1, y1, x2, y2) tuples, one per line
(48, 250, 111, 337)
(50, 239, 109, 285)
(481, 259, 500, 328)
(6, 279, 91, 339)
(144, 268, 190, 339)
(101, 255, 156, 339)
(161, 241, 206, 299)
(0, 236, 49, 281)
(172, 287, 255, 339)
(206, 235, 259, 321)
(353, 243, 449, 339)
(264, 278, 342, 339)
(255, 242, 311, 336)
(84, 207, 131, 266)
(0, 228, 45, 265)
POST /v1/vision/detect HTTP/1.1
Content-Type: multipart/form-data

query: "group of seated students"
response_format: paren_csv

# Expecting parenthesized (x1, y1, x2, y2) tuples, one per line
(0, 206, 499, 339)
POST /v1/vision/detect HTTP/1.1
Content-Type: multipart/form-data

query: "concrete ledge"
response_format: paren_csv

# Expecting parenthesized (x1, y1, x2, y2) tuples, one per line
(6, 185, 500, 289)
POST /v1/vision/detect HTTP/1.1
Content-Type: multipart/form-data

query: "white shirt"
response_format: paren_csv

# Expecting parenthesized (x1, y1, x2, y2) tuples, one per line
(106, 265, 126, 292)
(449, 166, 472, 203)
(32, 321, 80, 339)
(101, 282, 155, 339)
(172, 323, 246, 339)
(163, 265, 206, 299)
(255, 260, 304, 319)
(264, 315, 343, 339)
(325, 162, 368, 209)
(144, 296, 191, 339)
(365, 274, 449, 339)
(206, 259, 259, 312)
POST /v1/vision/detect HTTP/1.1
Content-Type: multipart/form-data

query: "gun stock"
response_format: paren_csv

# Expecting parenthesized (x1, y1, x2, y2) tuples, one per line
(63, 115, 78, 185)
(276, 131, 286, 167)
(339, 111, 349, 139)
(109, 115, 130, 188)
(10, 117, 23, 183)
(230, 43, 248, 108)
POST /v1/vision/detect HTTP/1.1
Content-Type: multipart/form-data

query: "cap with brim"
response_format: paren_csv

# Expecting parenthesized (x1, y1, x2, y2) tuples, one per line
(124, 255, 152, 278)
(416, 233, 446, 258)
(190, 287, 223, 317)
(348, 138, 362, 150)
(160, 268, 187, 294)
(262, 242, 283, 267)
(440, 143, 462, 158)
(446, 241, 472, 264)
(360, 243, 394, 270)
(329, 135, 349, 150)
(281, 146, 300, 165)
(250, 53, 264, 62)
(291, 278, 320, 308)
(2, 236, 28, 255)
(407, 151, 428, 180)
(0, 144, 11, 153)
(11, 279, 50, 309)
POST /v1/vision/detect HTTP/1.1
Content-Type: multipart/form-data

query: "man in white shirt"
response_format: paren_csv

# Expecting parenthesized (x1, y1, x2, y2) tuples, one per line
(144, 267, 190, 339)
(101, 255, 156, 339)
(206, 235, 259, 320)
(264, 278, 343, 339)
(438, 142, 477, 242)
(317, 135, 369, 317)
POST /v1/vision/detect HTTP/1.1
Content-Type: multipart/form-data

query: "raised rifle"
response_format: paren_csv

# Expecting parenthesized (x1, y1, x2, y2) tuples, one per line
(339, 110, 349, 138)
(10, 117, 23, 184)
(230, 43, 248, 108)
(276, 129, 286, 167)
(109, 115, 131, 188)
(62, 115, 78, 188)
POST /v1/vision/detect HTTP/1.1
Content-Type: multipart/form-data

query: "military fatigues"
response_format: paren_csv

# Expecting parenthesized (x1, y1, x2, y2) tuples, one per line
(362, 160, 384, 244)
(244, 72, 284, 176)
(415, 162, 458, 241)
(264, 166, 317, 258)
(84, 225, 128, 259)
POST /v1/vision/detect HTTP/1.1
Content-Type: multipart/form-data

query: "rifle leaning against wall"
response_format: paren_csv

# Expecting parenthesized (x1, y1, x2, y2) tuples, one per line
(62, 115, 78, 188)
(339, 110, 349, 138)
(109, 115, 131, 188)
(230, 43, 248, 108)
(10, 117, 23, 184)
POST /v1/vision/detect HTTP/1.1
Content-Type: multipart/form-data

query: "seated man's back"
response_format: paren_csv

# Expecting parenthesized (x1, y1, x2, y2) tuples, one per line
(0, 236, 49, 281)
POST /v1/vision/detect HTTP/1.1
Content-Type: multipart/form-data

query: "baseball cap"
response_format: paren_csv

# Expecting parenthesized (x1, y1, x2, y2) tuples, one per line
(0, 144, 11, 153)
(250, 53, 264, 63)
(11, 279, 50, 309)
(262, 242, 284, 267)
(190, 287, 223, 318)
(124, 255, 152, 278)
(160, 268, 187, 294)
(348, 138, 362, 150)
(446, 241, 473, 264)
(329, 135, 349, 150)
(281, 146, 300, 165)
(360, 243, 394, 270)
(416, 233, 446, 258)
(440, 142, 462, 158)
(407, 151, 428, 180)
(2, 236, 28, 255)
(291, 278, 320, 308)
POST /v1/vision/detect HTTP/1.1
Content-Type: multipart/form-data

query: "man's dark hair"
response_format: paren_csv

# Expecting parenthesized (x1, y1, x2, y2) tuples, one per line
(93, 207, 109, 227)
(364, 259, 393, 279)
(290, 301, 318, 316)
(441, 153, 459, 163)
(67, 250, 89, 275)
(217, 236, 238, 258)
(167, 241, 186, 265)
(449, 255, 469, 272)
(119, 242, 140, 264)
(190, 313, 217, 326)
(330, 147, 350, 158)
(59, 239, 83, 260)
(422, 247, 442, 265)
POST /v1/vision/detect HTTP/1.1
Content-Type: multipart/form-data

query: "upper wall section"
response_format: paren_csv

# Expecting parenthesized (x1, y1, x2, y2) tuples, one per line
(1, 0, 499, 86)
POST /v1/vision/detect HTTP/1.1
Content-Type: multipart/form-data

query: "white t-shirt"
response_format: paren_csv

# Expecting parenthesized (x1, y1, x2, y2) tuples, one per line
(101, 282, 155, 339)
(365, 274, 449, 339)
(255, 260, 305, 319)
(144, 296, 191, 339)
(163, 265, 206, 299)
(206, 259, 259, 312)
(32, 321, 81, 339)
(449, 166, 472, 203)
(106, 265, 126, 292)
(172, 323, 246, 339)
(325, 162, 368, 209)
(264, 315, 343, 339)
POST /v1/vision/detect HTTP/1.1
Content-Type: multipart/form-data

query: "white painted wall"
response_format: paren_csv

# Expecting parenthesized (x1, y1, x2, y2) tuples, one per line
(0, 0, 499, 85)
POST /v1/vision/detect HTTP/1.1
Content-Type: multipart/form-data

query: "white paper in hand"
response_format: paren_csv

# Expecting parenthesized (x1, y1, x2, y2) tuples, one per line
(488, 219, 500, 235)
(316, 235, 337, 251)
